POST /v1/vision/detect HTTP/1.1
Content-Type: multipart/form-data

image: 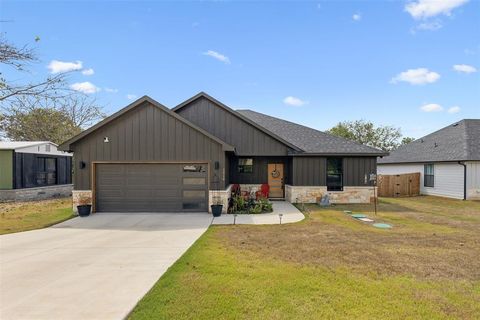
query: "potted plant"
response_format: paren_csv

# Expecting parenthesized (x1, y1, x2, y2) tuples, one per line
(76, 193, 92, 217)
(211, 196, 223, 217)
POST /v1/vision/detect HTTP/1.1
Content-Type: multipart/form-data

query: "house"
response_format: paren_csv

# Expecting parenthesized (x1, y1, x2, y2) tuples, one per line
(0, 141, 73, 202)
(378, 119, 480, 200)
(59, 93, 387, 213)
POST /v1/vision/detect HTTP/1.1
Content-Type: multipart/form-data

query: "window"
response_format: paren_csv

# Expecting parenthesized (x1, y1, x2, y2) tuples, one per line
(183, 165, 206, 173)
(424, 164, 434, 187)
(238, 158, 253, 173)
(183, 190, 206, 198)
(36, 157, 57, 186)
(327, 158, 343, 191)
(183, 177, 206, 185)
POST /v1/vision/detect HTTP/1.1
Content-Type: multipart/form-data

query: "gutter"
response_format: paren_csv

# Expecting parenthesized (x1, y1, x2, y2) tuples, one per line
(458, 161, 467, 200)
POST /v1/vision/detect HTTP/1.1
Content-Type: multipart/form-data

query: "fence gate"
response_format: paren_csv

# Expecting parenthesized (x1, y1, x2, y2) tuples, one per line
(377, 173, 420, 197)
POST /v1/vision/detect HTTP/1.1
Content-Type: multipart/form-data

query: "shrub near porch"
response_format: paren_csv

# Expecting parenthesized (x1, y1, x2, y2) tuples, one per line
(129, 196, 480, 320)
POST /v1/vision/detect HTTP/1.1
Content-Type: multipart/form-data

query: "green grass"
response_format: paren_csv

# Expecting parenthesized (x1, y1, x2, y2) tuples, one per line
(129, 196, 480, 320)
(0, 198, 74, 234)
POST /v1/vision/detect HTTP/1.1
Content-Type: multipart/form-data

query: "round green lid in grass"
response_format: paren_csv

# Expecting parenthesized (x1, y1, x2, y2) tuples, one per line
(351, 213, 367, 218)
(373, 223, 392, 229)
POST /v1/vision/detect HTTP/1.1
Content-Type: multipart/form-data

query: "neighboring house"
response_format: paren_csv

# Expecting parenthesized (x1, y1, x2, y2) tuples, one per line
(59, 93, 386, 213)
(378, 119, 480, 200)
(0, 141, 73, 202)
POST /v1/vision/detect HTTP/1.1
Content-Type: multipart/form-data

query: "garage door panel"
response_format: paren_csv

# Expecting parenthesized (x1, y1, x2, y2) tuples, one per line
(96, 163, 208, 212)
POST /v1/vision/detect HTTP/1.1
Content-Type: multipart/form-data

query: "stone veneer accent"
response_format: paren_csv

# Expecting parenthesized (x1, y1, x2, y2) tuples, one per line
(285, 185, 327, 203)
(285, 185, 376, 204)
(209, 184, 232, 214)
(0, 184, 73, 203)
(72, 190, 93, 214)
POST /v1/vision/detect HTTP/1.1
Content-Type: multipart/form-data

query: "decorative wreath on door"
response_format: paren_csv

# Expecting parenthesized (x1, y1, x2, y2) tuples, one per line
(271, 165, 281, 178)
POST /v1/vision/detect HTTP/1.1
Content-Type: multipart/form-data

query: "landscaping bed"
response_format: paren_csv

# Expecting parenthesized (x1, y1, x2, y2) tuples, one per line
(229, 195, 273, 214)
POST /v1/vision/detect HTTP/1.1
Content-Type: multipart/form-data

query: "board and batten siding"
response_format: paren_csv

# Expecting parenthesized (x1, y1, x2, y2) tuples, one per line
(228, 156, 290, 185)
(71, 101, 226, 190)
(292, 157, 376, 187)
(176, 97, 290, 156)
(466, 161, 480, 200)
(378, 162, 465, 199)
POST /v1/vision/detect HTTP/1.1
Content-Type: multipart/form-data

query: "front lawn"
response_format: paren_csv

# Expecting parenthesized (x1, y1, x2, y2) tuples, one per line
(0, 198, 74, 234)
(129, 196, 480, 320)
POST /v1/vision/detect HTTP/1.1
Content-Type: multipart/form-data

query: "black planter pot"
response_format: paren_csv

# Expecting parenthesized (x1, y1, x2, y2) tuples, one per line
(77, 205, 92, 217)
(211, 204, 223, 217)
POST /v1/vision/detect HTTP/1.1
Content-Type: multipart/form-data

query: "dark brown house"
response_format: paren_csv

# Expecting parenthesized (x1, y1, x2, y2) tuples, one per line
(60, 92, 386, 213)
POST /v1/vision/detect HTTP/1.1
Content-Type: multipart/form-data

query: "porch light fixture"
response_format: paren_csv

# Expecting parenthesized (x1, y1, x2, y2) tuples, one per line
(104, 137, 109, 143)
(79, 161, 86, 169)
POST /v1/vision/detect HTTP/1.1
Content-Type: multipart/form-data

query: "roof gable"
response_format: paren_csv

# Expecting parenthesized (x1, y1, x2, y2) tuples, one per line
(173, 92, 302, 152)
(59, 96, 234, 152)
(237, 109, 387, 156)
(379, 119, 480, 164)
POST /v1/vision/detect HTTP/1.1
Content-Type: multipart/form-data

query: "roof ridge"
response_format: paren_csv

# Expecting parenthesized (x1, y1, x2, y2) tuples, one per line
(173, 93, 304, 152)
(237, 109, 384, 153)
(59, 95, 235, 152)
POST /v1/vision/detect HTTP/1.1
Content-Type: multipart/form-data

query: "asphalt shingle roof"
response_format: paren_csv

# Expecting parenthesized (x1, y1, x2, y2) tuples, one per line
(236, 109, 386, 155)
(378, 119, 480, 164)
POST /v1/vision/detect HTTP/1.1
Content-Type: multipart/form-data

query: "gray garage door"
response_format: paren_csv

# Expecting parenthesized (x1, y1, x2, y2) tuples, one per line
(95, 163, 208, 212)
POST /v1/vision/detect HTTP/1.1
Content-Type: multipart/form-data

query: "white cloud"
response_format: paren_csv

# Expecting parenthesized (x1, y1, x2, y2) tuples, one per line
(203, 50, 231, 64)
(126, 94, 137, 100)
(352, 13, 362, 21)
(391, 68, 440, 85)
(405, 0, 469, 19)
(70, 82, 100, 94)
(453, 64, 477, 73)
(283, 96, 308, 107)
(82, 68, 94, 76)
(104, 87, 118, 93)
(416, 21, 443, 30)
(47, 60, 83, 73)
(420, 103, 443, 112)
(448, 106, 461, 113)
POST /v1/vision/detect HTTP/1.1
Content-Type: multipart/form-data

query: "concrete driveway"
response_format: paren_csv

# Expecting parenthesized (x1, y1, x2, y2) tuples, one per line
(0, 212, 212, 320)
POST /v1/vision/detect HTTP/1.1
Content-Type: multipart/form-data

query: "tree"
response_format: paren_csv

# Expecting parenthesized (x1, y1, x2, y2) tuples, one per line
(0, 95, 105, 144)
(327, 120, 403, 151)
(401, 137, 415, 145)
(0, 34, 71, 103)
(0, 34, 106, 143)
(0, 106, 80, 144)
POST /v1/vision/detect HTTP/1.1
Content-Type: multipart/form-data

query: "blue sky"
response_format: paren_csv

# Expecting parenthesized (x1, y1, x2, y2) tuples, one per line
(2, 0, 479, 138)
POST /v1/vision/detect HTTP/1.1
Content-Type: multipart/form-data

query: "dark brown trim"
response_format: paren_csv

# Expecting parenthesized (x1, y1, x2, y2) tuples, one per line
(91, 160, 210, 213)
(173, 92, 303, 152)
(59, 96, 234, 152)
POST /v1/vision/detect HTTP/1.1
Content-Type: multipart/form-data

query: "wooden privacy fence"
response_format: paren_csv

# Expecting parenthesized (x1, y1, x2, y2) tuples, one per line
(378, 173, 420, 197)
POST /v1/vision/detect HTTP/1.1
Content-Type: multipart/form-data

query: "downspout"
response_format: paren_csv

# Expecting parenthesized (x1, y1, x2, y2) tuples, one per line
(458, 161, 467, 200)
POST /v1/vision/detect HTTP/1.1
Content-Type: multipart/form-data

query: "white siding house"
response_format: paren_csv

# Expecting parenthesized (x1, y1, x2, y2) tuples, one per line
(378, 119, 480, 201)
(467, 161, 480, 200)
(378, 162, 466, 199)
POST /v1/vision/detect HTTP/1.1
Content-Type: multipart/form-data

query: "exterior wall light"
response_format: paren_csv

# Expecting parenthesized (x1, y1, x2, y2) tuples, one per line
(104, 137, 109, 143)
